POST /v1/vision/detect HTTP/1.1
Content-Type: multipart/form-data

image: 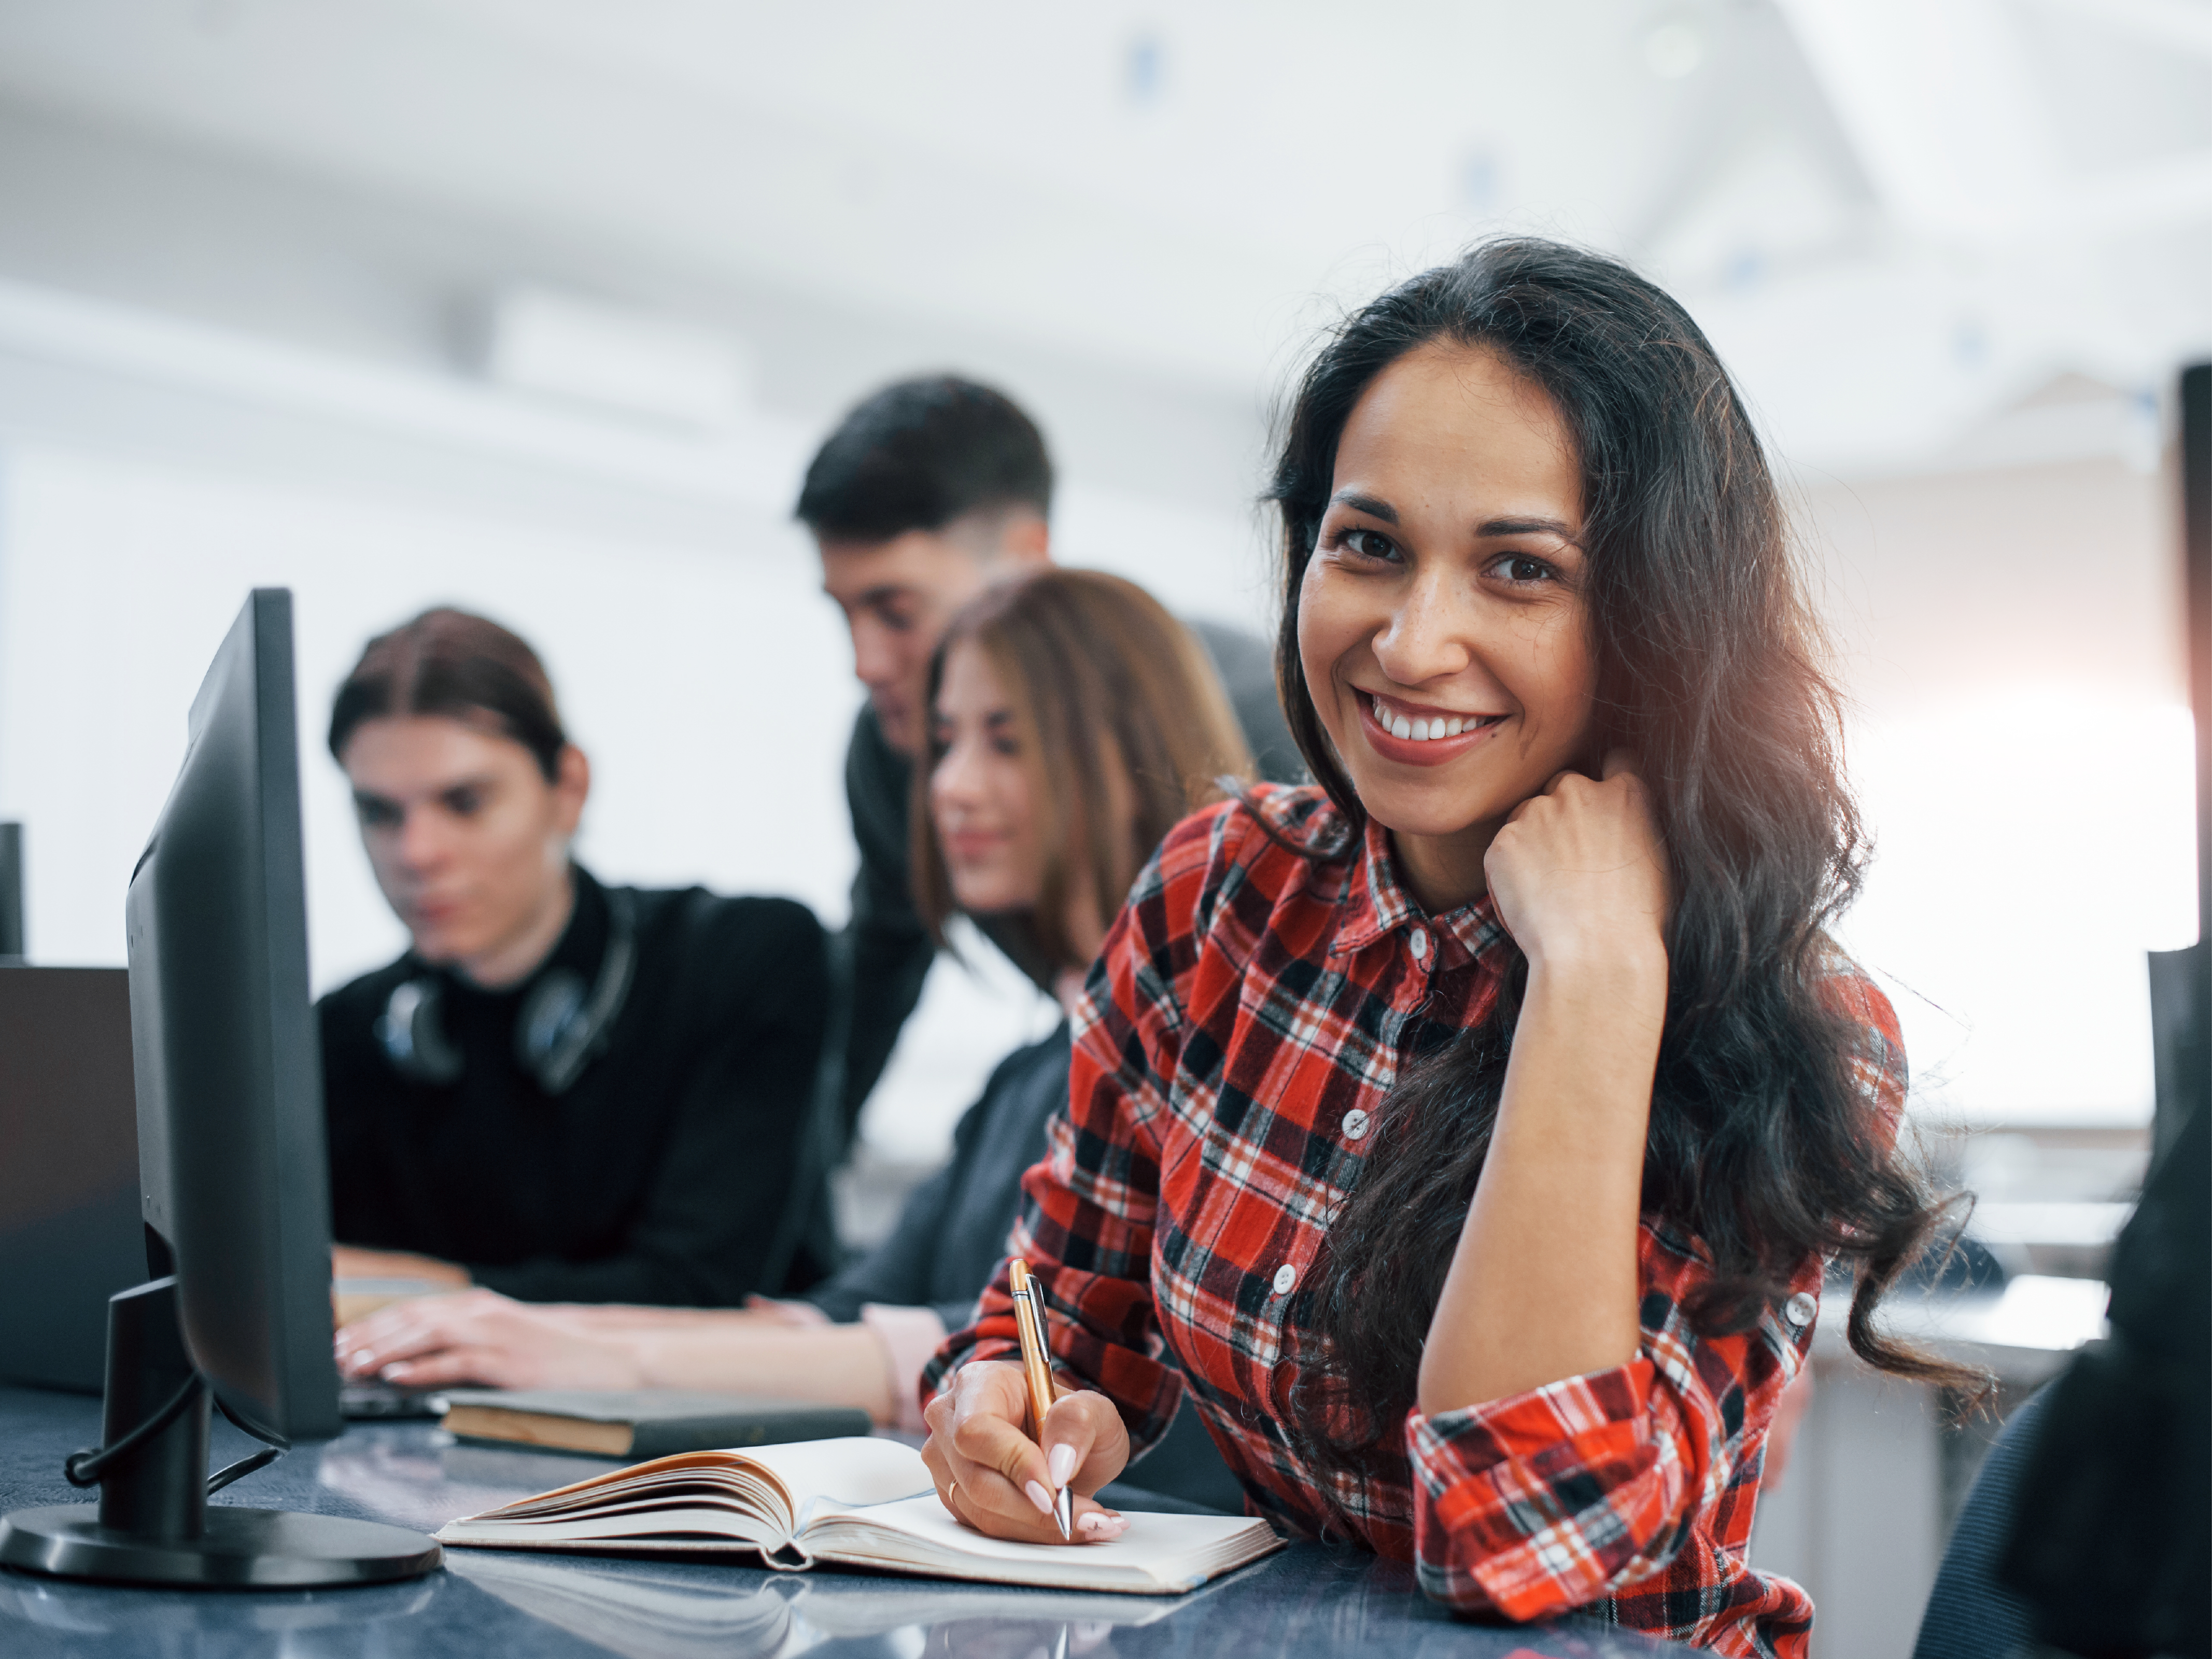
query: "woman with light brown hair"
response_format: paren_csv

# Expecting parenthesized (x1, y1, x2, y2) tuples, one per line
(335, 570, 1251, 1498)
(912, 565, 1255, 1004)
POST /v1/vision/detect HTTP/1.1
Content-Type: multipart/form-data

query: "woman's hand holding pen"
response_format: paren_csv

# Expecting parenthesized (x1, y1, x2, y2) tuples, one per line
(920, 1361, 1131, 1544)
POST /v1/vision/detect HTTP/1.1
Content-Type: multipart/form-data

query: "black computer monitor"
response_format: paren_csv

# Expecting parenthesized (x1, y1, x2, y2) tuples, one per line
(124, 587, 339, 1445)
(0, 589, 438, 1587)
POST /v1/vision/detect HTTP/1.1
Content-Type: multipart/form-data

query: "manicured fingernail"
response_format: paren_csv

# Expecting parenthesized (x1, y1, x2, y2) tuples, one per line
(1077, 1512, 1125, 1538)
(1024, 1480, 1054, 1516)
(1047, 1443, 1078, 1487)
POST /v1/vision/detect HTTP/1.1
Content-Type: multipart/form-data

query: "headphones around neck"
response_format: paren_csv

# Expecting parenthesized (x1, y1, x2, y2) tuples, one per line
(374, 887, 638, 1096)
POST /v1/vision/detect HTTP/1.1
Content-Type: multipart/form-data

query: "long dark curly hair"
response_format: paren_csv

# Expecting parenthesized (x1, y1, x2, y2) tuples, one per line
(1267, 239, 1983, 1465)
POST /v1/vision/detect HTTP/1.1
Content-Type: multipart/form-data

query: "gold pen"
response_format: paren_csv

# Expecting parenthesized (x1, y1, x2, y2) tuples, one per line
(1008, 1257, 1073, 1540)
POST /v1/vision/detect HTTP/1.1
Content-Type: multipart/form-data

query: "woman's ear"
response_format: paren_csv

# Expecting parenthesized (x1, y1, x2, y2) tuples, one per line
(553, 744, 591, 835)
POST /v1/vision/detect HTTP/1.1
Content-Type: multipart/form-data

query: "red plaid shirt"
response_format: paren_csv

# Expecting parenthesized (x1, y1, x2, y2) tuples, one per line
(925, 786, 1905, 1656)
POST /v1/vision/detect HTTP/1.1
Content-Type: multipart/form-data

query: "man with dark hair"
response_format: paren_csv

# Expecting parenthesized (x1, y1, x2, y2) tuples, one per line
(800, 374, 1300, 1138)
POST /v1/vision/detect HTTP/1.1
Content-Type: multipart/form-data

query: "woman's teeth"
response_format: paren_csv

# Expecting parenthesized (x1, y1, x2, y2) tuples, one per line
(1373, 698, 1484, 742)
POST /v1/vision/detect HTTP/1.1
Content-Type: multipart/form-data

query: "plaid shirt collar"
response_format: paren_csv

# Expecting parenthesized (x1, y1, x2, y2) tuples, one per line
(1327, 813, 1514, 971)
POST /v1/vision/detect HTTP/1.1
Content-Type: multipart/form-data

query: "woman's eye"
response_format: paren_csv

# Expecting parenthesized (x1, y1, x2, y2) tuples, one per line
(1339, 528, 1399, 563)
(1488, 554, 1552, 585)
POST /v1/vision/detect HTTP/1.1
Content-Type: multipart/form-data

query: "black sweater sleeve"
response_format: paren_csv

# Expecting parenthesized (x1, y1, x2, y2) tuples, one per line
(837, 709, 935, 1137)
(802, 1029, 1068, 1330)
(469, 897, 832, 1306)
(802, 1160, 965, 1326)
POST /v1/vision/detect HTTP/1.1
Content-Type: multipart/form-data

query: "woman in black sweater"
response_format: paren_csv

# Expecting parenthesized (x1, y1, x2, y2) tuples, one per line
(320, 608, 834, 1306)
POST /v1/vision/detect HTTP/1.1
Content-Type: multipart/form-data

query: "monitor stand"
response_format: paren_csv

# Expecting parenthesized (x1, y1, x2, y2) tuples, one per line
(0, 1278, 440, 1586)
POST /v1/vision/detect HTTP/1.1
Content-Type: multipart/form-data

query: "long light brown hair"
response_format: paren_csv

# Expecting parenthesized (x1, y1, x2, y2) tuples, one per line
(911, 568, 1252, 981)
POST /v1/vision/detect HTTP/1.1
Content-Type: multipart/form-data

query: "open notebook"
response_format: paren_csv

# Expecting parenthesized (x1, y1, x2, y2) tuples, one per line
(436, 1436, 1282, 1594)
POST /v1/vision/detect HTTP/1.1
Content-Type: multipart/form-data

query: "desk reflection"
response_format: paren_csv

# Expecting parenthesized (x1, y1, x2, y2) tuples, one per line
(448, 1549, 1180, 1659)
(314, 1431, 622, 1536)
(0, 1569, 444, 1647)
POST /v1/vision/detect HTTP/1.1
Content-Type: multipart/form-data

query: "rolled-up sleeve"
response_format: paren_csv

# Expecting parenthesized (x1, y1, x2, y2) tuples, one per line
(1411, 1356, 1676, 1616)
(1405, 1229, 1817, 1649)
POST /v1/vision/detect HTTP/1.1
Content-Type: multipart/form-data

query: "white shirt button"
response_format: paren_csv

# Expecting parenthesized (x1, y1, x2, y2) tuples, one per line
(1341, 1108, 1371, 1142)
(1271, 1264, 1298, 1296)
(1785, 1291, 1818, 1327)
(1408, 929, 1430, 961)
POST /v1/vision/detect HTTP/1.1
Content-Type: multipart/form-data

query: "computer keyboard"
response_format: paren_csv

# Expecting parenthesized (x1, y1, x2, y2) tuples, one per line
(340, 1379, 448, 1420)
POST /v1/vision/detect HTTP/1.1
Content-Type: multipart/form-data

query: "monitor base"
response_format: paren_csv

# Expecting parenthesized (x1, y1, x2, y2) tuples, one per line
(0, 1503, 441, 1587)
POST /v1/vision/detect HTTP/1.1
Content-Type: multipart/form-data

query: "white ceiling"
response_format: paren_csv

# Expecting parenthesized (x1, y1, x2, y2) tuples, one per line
(0, 0, 2203, 475)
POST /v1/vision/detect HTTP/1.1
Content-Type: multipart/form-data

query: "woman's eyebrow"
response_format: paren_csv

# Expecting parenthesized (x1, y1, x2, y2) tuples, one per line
(1329, 489, 1398, 524)
(1476, 514, 1582, 545)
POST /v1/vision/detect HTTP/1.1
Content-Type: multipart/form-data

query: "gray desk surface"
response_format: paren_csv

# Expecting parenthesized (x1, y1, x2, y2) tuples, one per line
(0, 1385, 1691, 1657)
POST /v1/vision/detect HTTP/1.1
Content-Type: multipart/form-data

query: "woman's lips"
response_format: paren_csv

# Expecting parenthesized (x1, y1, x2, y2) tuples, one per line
(1357, 691, 1504, 767)
(942, 831, 1011, 862)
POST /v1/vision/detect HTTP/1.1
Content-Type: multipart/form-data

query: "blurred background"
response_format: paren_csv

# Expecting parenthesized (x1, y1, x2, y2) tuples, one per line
(0, 4, 2203, 1647)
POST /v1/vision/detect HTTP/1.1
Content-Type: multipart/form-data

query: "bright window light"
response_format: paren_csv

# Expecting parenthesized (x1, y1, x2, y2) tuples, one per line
(1840, 690, 2196, 1124)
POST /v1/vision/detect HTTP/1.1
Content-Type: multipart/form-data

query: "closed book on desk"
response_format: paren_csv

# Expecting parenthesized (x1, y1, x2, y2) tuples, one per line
(440, 1390, 871, 1457)
(436, 1436, 1282, 1594)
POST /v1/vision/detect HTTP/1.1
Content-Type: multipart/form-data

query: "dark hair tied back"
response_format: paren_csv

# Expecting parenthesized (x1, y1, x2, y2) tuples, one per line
(329, 608, 567, 781)
(1262, 240, 1984, 1472)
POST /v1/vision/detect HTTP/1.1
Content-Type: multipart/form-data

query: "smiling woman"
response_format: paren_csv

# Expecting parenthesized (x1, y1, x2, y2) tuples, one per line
(1294, 344, 1597, 912)
(917, 240, 1983, 1657)
(911, 567, 1249, 989)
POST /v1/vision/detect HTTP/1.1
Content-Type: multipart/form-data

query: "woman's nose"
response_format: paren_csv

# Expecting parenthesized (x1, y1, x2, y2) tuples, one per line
(1372, 572, 1473, 685)
(931, 737, 985, 808)
(393, 808, 451, 871)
